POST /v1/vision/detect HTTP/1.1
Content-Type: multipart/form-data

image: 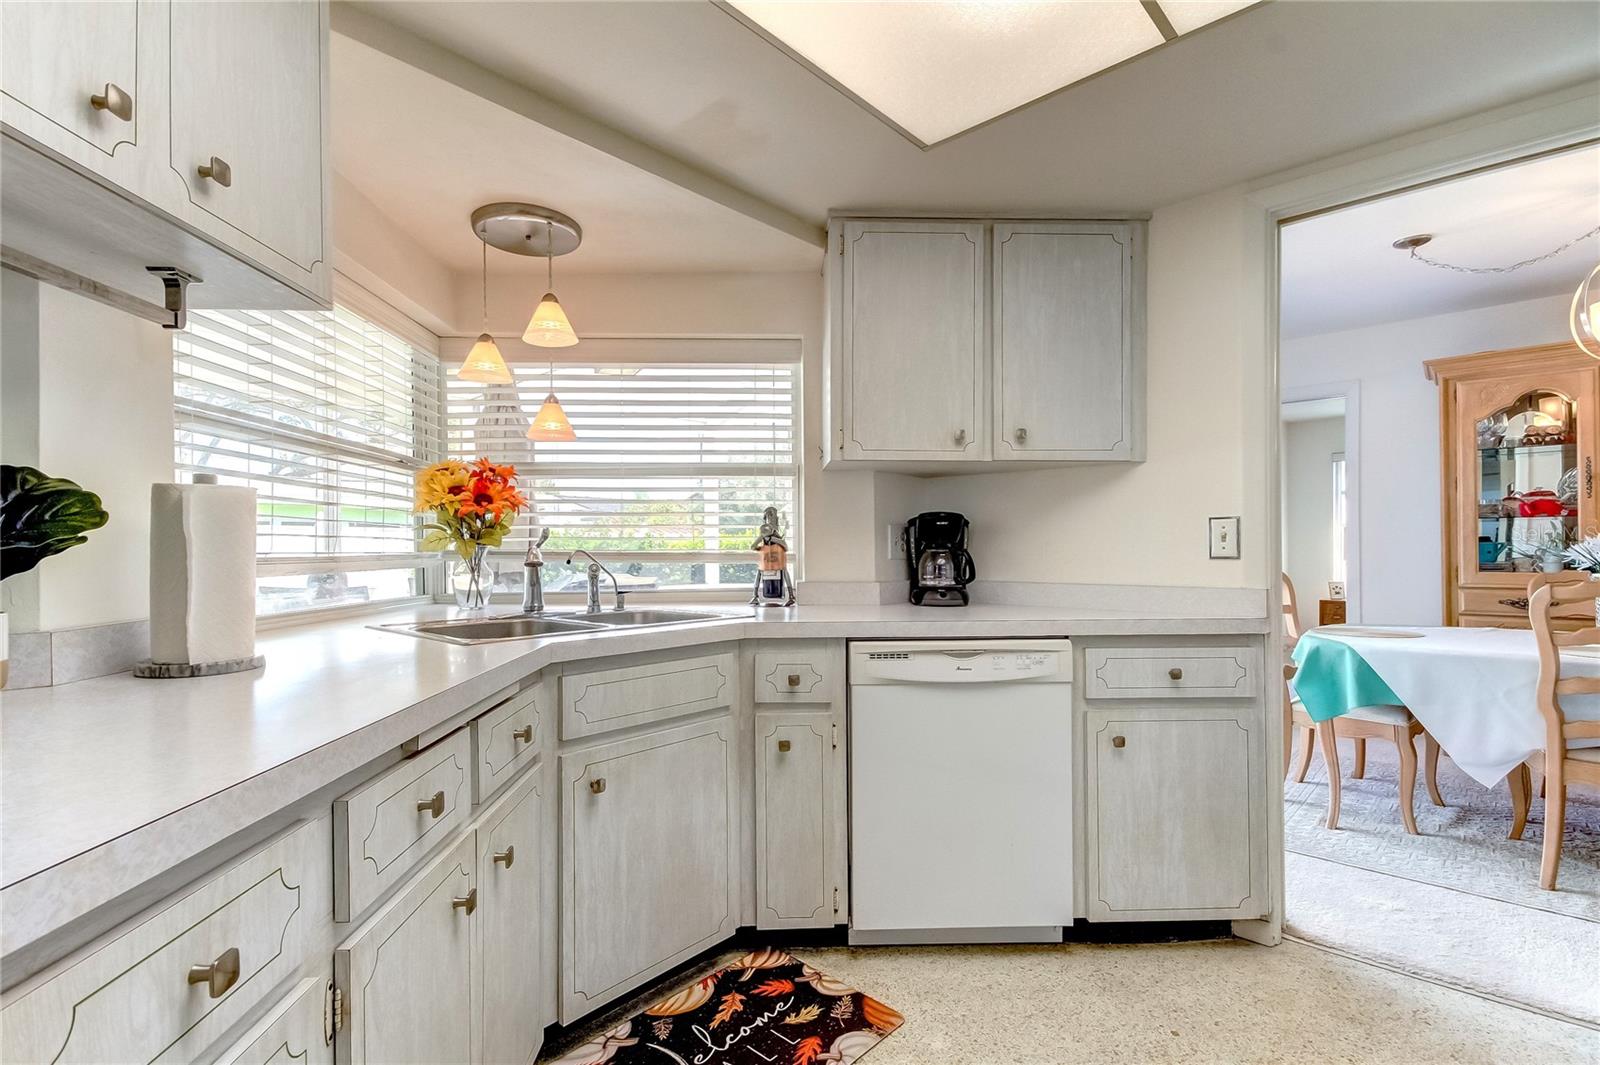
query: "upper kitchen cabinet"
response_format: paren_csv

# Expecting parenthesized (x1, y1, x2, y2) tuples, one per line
(993, 223, 1143, 461)
(0, 0, 330, 316)
(824, 214, 1146, 473)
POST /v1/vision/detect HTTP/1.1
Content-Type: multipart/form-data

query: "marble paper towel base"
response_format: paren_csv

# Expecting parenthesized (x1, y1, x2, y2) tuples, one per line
(133, 655, 265, 679)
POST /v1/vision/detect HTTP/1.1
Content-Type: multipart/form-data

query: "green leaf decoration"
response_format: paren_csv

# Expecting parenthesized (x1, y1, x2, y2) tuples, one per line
(1, 465, 110, 580)
(419, 527, 453, 552)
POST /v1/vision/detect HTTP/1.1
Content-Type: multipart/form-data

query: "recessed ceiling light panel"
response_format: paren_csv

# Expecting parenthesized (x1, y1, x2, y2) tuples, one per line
(727, 0, 1257, 147)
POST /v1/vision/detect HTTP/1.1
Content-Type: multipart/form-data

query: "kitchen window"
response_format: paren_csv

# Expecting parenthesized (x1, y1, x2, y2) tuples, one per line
(444, 337, 799, 597)
(172, 286, 445, 616)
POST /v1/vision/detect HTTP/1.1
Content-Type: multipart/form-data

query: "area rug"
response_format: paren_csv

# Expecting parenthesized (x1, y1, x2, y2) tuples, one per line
(550, 950, 905, 1065)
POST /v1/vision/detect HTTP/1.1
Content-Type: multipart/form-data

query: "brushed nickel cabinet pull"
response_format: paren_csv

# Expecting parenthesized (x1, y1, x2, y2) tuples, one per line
(493, 845, 515, 868)
(1015, 427, 1028, 443)
(953, 428, 967, 446)
(417, 790, 445, 818)
(452, 888, 477, 915)
(589, 777, 606, 794)
(1111, 735, 1126, 749)
(187, 946, 241, 999)
(197, 156, 232, 187)
(89, 82, 133, 121)
(787, 674, 801, 687)
(512, 724, 533, 744)
(1168, 667, 1184, 681)
(777, 739, 792, 753)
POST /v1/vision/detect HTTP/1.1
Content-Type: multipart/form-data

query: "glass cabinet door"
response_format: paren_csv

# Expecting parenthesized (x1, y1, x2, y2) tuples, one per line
(1470, 384, 1588, 581)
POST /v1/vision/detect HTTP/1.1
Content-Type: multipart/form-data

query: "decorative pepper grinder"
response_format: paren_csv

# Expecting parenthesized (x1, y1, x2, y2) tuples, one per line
(750, 505, 796, 607)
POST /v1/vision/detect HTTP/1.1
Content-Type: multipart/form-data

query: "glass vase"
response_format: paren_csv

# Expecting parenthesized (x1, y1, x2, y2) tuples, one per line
(450, 546, 496, 611)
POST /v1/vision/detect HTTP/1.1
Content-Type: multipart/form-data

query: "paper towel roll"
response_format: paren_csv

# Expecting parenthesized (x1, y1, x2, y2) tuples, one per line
(148, 481, 257, 666)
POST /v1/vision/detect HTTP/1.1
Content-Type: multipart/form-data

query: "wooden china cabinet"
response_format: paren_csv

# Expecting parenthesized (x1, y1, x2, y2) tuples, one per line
(1427, 342, 1599, 631)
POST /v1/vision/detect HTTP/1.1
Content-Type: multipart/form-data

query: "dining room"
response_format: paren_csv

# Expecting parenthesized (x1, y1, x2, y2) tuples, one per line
(1277, 144, 1600, 1026)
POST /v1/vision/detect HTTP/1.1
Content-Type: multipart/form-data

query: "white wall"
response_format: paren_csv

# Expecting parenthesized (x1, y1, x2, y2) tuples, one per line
(0, 274, 174, 630)
(1280, 291, 1572, 624)
(1282, 416, 1343, 633)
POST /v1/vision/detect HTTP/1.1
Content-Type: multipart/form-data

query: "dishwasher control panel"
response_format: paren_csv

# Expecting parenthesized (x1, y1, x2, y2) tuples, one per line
(850, 640, 1071, 685)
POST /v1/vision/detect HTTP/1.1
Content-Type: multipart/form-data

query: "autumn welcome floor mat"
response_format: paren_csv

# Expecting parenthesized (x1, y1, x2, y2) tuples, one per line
(550, 949, 905, 1065)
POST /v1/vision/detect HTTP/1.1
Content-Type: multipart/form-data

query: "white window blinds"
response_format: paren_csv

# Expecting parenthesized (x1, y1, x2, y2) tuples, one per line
(173, 304, 444, 587)
(445, 346, 798, 593)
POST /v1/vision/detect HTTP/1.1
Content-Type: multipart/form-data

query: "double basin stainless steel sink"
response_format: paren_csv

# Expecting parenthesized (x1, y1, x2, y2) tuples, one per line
(379, 607, 747, 645)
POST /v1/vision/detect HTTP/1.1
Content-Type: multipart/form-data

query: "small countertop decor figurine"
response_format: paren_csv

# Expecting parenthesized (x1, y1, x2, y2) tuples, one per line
(750, 505, 795, 607)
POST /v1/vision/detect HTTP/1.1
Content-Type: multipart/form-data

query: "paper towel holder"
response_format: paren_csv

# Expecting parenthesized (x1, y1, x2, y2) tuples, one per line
(133, 654, 265, 679)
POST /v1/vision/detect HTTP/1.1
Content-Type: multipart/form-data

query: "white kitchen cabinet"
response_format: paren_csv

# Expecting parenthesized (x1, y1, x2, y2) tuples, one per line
(169, 0, 327, 278)
(473, 766, 544, 1065)
(335, 833, 476, 1065)
(993, 222, 1143, 461)
(825, 214, 1145, 471)
(833, 219, 988, 462)
(754, 712, 839, 928)
(0, 1, 142, 161)
(1083, 709, 1266, 922)
(559, 716, 738, 1022)
(212, 976, 332, 1065)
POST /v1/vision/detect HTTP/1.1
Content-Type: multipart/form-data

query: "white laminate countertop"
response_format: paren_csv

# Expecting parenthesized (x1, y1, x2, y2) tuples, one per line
(0, 600, 1266, 955)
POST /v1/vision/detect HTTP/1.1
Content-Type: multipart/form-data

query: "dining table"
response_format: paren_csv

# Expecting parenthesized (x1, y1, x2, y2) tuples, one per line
(1290, 625, 1600, 789)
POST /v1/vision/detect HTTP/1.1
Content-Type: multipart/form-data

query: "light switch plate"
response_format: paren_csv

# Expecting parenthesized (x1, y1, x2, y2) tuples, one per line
(1208, 516, 1241, 559)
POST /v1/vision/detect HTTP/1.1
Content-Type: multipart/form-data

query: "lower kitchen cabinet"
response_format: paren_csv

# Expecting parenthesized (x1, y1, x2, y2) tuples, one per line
(559, 716, 738, 1022)
(473, 766, 544, 1065)
(755, 712, 839, 928)
(335, 833, 476, 1065)
(213, 976, 331, 1065)
(1083, 709, 1266, 922)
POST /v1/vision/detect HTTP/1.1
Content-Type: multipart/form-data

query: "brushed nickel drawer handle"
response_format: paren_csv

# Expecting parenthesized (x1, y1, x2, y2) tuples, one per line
(777, 739, 792, 753)
(493, 845, 515, 868)
(512, 724, 533, 744)
(197, 155, 232, 187)
(1168, 667, 1184, 681)
(1015, 427, 1028, 443)
(787, 673, 801, 687)
(1111, 735, 1126, 749)
(589, 777, 606, 795)
(452, 888, 477, 915)
(89, 82, 133, 122)
(953, 428, 967, 446)
(417, 790, 445, 818)
(188, 946, 241, 999)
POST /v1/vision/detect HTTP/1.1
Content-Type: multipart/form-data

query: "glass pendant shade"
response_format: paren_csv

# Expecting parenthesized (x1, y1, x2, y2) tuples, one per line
(527, 392, 577, 441)
(457, 333, 512, 383)
(522, 292, 579, 348)
(1573, 264, 1600, 360)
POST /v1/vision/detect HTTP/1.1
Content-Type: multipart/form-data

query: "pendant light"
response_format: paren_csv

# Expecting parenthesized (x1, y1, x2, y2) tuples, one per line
(527, 358, 577, 441)
(457, 241, 512, 383)
(523, 219, 580, 348)
(1572, 263, 1600, 360)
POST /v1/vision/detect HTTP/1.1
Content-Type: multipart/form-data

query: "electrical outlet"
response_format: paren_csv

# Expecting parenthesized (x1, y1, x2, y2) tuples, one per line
(886, 523, 907, 561)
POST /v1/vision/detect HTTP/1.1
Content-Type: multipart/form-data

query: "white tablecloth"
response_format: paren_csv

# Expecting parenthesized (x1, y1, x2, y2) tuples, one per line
(1318, 626, 1600, 787)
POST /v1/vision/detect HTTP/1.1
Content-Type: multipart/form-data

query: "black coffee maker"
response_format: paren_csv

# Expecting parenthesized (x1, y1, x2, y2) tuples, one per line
(906, 511, 976, 606)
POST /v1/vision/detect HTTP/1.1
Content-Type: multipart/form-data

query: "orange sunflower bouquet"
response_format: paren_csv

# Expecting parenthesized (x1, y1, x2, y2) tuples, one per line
(416, 458, 527, 608)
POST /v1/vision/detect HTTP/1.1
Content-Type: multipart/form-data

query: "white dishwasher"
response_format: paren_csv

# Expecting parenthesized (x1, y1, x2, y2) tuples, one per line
(848, 639, 1073, 945)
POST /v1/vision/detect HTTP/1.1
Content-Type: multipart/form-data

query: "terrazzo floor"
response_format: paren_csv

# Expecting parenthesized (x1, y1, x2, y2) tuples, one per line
(539, 938, 1600, 1064)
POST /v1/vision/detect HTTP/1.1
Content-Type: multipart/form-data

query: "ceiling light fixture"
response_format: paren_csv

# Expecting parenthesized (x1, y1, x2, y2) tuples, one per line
(527, 359, 578, 442)
(456, 239, 512, 384)
(1572, 263, 1600, 360)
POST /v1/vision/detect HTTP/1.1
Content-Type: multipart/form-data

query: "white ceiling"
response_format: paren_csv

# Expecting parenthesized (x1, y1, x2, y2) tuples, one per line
(724, 1, 1252, 147)
(1280, 397, 1344, 423)
(330, 35, 821, 276)
(345, 0, 1600, 225)
(1280, 145, 1600, 338)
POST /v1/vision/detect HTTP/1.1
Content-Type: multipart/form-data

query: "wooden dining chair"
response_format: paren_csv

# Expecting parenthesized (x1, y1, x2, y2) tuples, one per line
(1512, 580, 1600, 889)
(1281, 573, 1444, 833)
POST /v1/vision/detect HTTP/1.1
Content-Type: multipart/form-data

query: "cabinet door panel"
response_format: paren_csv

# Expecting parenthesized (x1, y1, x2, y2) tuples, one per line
(840, 220, 986, 460)
(475, 768, 544, 1065)
(336, 834, 475, 1065)
(1, 0, 139, 157)
(755, 714, 835, 928)
(1085, 711, 1263, 921)
(994, 223, 1136, 459)
(560, 718, 736, 1022)
(169, 0, 324, 270)
(213, 976, 331, 1065)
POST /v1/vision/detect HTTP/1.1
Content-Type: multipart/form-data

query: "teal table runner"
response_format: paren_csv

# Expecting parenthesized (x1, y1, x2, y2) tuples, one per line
(1290, 631, 1404, 723)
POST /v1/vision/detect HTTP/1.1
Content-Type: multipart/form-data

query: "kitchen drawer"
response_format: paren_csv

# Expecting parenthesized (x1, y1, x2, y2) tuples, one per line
(1082, 645, 1259, 700)
(333, 728, 471, 922)
(753, 646, 830, 703)
(1459, 584, 1592, 620)
(212, 976, 330, 1065)
(0, 820, 322, 1065)
(471, 680, 545, 805)
(561, 651, 735, 739)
